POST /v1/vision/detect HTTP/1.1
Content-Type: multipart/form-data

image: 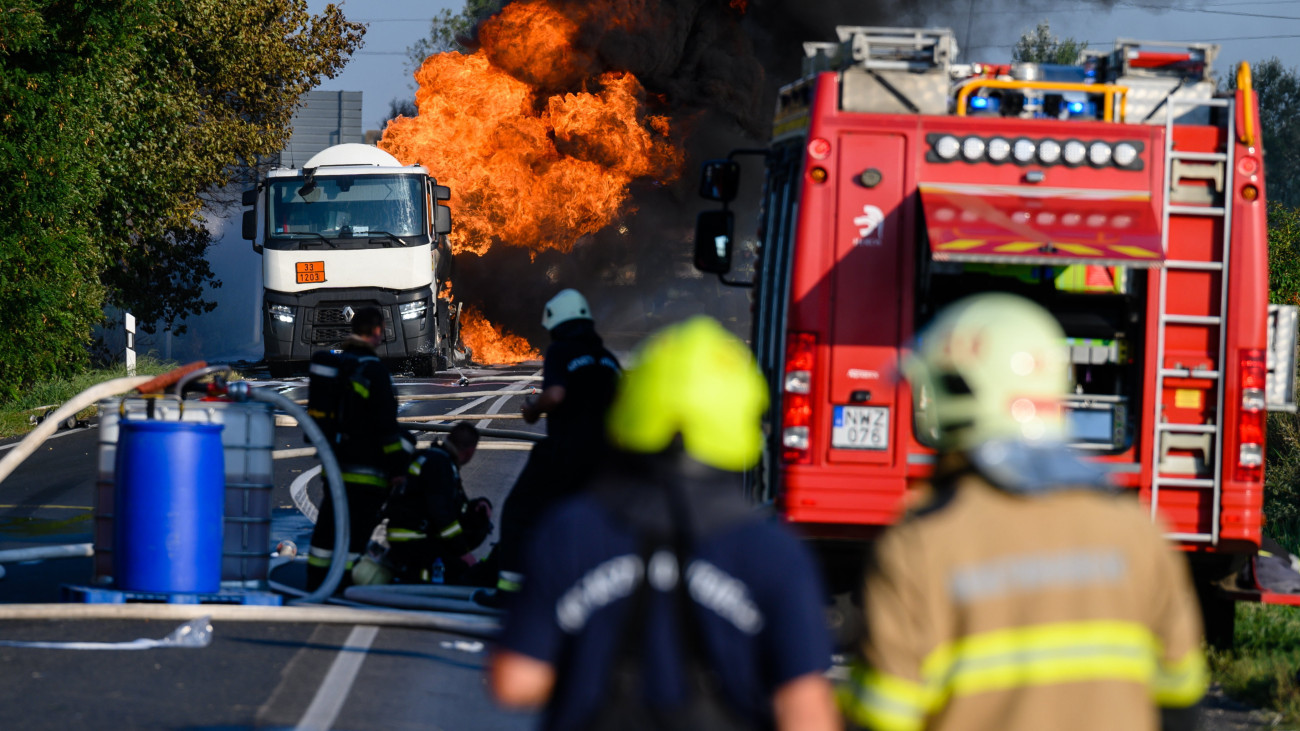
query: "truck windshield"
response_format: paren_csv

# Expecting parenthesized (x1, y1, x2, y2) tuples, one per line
(267, 174, 425, 241)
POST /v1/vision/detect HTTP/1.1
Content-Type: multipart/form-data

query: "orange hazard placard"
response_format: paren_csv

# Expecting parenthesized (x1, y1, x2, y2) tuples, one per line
(296, 261, 325, 284)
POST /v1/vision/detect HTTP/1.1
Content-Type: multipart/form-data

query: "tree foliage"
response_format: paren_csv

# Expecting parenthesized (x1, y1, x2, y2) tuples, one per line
(403, 0, 503, 78)
(0, 1, 362, 400)
(1011, 21, 1088, 66)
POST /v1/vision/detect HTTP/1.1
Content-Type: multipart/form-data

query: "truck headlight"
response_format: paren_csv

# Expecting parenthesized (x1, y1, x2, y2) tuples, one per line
(270, 304, 295, 324)
(400, 301, 428, 321)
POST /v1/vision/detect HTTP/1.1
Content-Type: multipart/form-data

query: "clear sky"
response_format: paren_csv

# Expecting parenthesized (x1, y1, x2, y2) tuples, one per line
(308, 0, 1300, 127)
(946, 0, 1300, 79)
(307, 0, 465, 133)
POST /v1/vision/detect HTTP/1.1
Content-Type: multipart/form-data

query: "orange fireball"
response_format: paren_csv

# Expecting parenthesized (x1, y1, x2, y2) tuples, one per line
(379, 0, 682, 258)
(460, 306, 541, 364)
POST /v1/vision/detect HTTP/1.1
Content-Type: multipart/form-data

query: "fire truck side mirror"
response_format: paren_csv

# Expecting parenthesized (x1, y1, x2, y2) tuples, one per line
(241, 188, 258, 207)
(433, 184, 451, 201)
(242, 210, 257, 242)
(694, 210, 734, 275)
(434, 203, 452, 235)
(699, 160, 740, 202)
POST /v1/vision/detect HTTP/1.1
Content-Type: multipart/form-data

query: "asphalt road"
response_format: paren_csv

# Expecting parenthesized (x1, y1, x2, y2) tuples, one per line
(0, 364, 544, 730)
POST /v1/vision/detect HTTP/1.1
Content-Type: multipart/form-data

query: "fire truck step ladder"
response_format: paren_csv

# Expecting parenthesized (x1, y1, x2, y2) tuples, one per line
(1149, 95, 1235, 544)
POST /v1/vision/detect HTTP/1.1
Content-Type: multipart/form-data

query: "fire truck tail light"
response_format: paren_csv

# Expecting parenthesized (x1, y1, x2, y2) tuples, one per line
(782, 333, 816, 465)
(808, 137, 832, 160)
(784, 370, 811, 394)
(783, 426, 810, 450)
(1237, 349, 1266, 482)
(1242, 184, 1259, 201)
(961, 136, 986, 161)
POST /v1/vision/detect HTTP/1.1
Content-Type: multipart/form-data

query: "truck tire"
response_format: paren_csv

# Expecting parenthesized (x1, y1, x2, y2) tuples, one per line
(268, 361, 296, 379)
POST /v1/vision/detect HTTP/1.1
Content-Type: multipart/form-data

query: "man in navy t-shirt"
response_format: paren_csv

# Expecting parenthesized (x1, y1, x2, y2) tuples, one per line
(490, 317, 839, 731)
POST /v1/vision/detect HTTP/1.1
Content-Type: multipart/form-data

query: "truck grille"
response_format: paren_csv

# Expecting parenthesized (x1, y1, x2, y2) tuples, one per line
(312, 327, 352, 344)
(316, 308, 350, 325)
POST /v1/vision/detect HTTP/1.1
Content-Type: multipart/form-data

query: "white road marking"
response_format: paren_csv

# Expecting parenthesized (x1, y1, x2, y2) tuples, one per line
(294, 624, 379, 731)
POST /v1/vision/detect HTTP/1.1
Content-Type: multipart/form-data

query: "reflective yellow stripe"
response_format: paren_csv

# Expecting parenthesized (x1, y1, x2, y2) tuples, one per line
(383, 441, 407, 454)
(342, 471, 389, 487)
(838, 663, 931, 731)
(1153, 648, 1208, 707)
(922, 620, 1160, 700)
(440, 522, 463, 538)
(352, 381, 370, 399)
(497, 571, 523, 592)
(307, 555, 331, 567)
(389, 529, 427, 542)
(409, 456, 426, 476)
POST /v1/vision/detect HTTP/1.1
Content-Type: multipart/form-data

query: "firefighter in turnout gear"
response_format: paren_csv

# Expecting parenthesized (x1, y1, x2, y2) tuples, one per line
(305, 306, 414, 592)
(352, 422, 494, 585)
(487, 288, 622, 604)
(839, 293, 1207, 731)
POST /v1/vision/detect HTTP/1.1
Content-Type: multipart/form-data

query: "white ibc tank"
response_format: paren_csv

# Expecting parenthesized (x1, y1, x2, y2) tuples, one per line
(95, 398, 276, 587)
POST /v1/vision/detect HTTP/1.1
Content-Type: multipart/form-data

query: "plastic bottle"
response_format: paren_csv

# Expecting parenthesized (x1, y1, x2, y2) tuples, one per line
(431, 557, 445, 584)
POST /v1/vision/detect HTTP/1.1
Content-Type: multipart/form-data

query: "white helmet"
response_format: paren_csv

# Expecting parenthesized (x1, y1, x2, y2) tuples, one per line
(542, 289, 592, 331)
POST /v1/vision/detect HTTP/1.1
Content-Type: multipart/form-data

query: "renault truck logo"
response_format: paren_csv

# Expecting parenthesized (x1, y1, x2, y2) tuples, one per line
(342, 306, 355, 323)
(854, 205, 884, 246)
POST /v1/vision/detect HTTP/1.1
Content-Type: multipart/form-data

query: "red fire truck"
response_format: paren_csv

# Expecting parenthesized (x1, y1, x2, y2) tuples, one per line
(694, 27, 1299, 641)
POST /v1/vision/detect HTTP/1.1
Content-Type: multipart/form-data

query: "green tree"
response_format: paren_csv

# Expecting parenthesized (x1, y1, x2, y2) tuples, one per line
(403, 0, 503, 77)
(0, 1, 363, 401)
(1011, 21, 1088, 66)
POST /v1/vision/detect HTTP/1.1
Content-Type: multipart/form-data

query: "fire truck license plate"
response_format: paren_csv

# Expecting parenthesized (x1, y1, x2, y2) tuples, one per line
(832, 406, 889, 450)
(296, 261, 325, 284)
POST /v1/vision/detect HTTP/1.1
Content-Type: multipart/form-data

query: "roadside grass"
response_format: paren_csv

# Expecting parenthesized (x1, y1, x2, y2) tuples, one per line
(1210, 603, 1300, 726)
(0, 358, 178, 440)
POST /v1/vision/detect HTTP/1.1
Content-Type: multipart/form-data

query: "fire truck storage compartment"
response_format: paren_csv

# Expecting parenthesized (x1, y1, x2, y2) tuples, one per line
(914, 258, 1151, 456)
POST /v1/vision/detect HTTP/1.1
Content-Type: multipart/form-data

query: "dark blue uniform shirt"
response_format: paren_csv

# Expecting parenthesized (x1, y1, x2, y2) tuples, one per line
(499, 486, 833, 730)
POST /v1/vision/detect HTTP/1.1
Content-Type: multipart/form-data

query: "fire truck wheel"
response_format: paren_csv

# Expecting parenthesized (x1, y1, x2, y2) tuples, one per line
(267, 361, 296, 379)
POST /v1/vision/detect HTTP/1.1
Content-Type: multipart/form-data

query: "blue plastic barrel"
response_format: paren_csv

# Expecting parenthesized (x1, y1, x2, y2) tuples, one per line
(113, 420, 225, 594)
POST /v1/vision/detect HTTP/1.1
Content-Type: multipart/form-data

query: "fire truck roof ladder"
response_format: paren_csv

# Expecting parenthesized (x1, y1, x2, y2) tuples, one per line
(802, 27, 957, 76)
(1149, 94, 1235, 545)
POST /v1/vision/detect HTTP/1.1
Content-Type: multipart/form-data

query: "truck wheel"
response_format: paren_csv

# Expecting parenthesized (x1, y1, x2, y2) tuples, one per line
(409, 354, 435, 379)
(268, 362, 296, 379)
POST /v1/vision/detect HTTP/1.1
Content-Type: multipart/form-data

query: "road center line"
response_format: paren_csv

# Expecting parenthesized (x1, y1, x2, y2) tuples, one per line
(294, 624, 379, 731)
(0, 425, 97, 452)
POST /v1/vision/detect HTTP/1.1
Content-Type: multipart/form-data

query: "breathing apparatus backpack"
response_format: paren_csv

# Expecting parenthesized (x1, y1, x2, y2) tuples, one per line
(306, 349, 368, 445)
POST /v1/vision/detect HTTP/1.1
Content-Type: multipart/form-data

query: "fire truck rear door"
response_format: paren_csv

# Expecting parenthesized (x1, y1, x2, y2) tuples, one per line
(828, 133, 907, 467)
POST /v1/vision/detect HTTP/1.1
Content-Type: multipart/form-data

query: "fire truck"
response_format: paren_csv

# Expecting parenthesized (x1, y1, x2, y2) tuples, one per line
(693, 27, 1300, 641)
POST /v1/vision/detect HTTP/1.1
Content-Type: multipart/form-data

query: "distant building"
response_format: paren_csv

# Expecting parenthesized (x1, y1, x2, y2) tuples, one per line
(279, 90, 364, 167)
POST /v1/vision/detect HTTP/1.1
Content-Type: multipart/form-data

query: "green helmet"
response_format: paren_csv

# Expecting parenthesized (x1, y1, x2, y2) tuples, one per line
(905, 293, 1068, 452)
(606, 316, 768, 471)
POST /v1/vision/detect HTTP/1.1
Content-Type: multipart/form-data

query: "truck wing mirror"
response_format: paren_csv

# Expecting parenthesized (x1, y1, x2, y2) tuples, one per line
(242, 210, 257, 241)
(699, 160, 740, 202)
(241, 188, 257, 207)
(434, 203, 452, 235)
(693, 210, 734, 274)
(433, 184, 451, 201)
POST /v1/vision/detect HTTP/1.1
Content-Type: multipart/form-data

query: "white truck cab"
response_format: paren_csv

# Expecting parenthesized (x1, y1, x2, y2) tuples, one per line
(242, 144, 458, 376)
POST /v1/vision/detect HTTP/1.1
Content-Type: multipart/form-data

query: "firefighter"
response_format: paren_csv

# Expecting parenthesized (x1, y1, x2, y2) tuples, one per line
(839, 293, 1206, 731)
(305, 306, 414, 592)
(490, 316, 839, 730)
(486, 288, 622, 603)
(351, 422, 494, 585)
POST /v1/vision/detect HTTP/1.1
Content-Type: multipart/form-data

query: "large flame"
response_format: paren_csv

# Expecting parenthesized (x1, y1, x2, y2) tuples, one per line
(460, 306, 541, 364)
(380, 0, 683, 258)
